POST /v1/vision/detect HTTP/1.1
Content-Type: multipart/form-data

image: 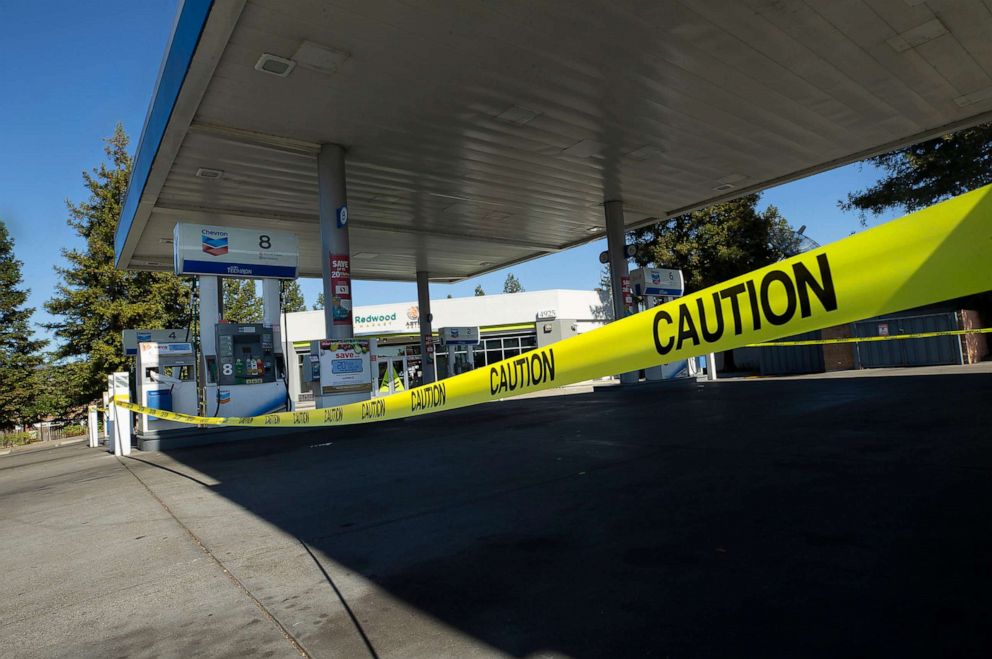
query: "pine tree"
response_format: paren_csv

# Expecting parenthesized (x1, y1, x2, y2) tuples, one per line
(45, 125, 194, 405)
(312, 291, 325, 310)
(474, 285, 485, 297)
(223, 279, 263, 322)
(0, 220, 48, 429)
(280, 280, 306, 312)
(502, 273, 524, 293)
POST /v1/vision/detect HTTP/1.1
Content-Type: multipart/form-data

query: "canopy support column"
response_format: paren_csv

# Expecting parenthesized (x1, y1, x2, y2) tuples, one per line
(416, 270, 436, 384)
(318, 143, 352, 339)
(604, 200, 638, 385)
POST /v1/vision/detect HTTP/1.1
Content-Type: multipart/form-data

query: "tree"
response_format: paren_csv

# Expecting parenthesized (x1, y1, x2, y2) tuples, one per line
(280, 280, 306, 313)
(502, 273, 524, 294)
(0, 220, 47, 429)
(45, 125, 194, 405)
(474, 285, 485, 296)
(312, 291, 325, 310)
(631, 194, 798, 294)
(842, 123, 992, 217)
(223, 279, 263, 322)
(26, 357, 87, 423)
(591, 266, 614, 321)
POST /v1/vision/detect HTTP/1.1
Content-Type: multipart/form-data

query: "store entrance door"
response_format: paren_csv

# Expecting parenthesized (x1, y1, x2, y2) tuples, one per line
(376, 357, 408, 395)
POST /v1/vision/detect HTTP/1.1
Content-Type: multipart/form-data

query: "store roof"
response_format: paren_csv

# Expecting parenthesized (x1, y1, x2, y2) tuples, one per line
(116, 0, 992, 282)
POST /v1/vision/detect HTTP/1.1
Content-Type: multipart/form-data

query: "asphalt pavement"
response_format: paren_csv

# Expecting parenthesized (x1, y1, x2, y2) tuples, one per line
(2, 365, 991, 658)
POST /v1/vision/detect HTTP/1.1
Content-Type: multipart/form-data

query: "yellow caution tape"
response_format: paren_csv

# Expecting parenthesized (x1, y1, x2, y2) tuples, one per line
(111, 184, 992, 428)
(748, 327, 992, 347)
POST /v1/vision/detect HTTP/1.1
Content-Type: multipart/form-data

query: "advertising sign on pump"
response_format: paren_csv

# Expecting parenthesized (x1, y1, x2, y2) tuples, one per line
(173, 223, 299, 279)
(122, 328, 188, 356)
(317, 339, 372, 394)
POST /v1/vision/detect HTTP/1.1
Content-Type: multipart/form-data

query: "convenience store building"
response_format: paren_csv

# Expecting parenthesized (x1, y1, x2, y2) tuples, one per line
(283, 289, 607, 403)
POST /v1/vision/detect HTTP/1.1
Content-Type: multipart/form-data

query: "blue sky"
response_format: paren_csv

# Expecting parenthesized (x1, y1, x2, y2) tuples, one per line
(1, 1, 900, 341)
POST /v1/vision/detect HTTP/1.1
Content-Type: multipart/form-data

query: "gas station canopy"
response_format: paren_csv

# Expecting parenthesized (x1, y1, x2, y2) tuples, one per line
(116, 0, 992, 282)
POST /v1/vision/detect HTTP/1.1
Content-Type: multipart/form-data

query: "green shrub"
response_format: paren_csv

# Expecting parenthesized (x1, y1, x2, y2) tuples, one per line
(62, 424, 86, 437)
(0, 431, 36, 448)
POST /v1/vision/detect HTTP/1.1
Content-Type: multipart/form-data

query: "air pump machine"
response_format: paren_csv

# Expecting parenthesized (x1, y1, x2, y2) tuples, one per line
(134, 341, 199, 434)
(628, 268, 694, 380)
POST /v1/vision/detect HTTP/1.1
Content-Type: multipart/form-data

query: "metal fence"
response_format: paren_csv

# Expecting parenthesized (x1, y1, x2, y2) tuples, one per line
(758, 330, 826, 375)
(853, 312, 962, 368)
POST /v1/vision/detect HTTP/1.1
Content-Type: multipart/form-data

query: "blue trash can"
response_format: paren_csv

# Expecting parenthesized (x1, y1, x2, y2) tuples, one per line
(146, 389, 173, 412)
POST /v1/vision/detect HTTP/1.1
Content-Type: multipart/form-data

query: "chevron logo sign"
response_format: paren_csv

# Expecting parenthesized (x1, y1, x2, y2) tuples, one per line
(201, 230, 229, 256)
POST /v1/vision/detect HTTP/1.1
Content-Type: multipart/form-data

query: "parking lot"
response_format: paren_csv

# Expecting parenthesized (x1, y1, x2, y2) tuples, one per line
(3, 366, 992, 658)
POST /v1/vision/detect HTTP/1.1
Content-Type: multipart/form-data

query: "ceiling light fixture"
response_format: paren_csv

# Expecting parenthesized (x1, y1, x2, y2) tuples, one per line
(479, 261, 493, 267)
(586, 226, 604, 233)
(254, 53, 296, 77)
(195, 167, 224, 179)
(713, 183, 736, 192)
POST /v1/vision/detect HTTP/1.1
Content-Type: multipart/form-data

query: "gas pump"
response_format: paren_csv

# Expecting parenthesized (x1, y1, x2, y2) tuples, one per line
(438, 327, 480, 378)
(135, 341, 198, 435)
(203, 322, 287, 417)
(173, 223, 299, 418)
(628, 268, 692, 380)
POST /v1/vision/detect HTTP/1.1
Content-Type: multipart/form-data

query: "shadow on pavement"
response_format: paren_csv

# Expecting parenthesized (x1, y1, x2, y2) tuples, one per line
(149, 372, 992, 657)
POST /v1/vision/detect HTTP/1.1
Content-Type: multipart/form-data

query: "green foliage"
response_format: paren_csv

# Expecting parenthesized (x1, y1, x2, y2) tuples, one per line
(502, 274, 524, 294)
(44, 125, 194, 406)
(223, 279, 263, 322)
(280, 280, 306, 313)
(0, 220, 47, 430)
(313, 291, 325, 310)
(279, 279, 307, 313)
(27, 358, 87, 422)
(62, 424, 86, 437)
(632, 194, 799, 294)
(474, 285, 485, 296)
(842, 123, 992, 217)
(0, 431, 36, 448)
(592, 266, 614, 321)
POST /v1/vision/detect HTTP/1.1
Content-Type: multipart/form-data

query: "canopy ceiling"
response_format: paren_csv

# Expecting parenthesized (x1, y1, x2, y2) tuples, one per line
(116, 0, 992, 282)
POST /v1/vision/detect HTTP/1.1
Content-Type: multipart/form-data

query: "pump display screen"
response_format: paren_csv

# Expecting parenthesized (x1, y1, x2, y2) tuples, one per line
(215, 323, 277, 385)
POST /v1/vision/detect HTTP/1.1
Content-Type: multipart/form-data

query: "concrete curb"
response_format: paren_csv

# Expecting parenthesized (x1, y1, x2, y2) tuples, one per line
(0, 435, 88, 457)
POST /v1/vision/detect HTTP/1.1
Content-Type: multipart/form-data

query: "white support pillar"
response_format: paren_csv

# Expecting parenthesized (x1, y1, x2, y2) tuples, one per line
(707, 353, 718, 381)
(87, 405, 99, 448)
(198, 275, 221, 358)
(416, 270, 436, 384)
(262, 279, 280, 327)
(197, 275, 222, 416)
(604, 200, 638, 385)
(111, 372, 132, 456)
(318, 144, 353, 339)
(105, 376, 116, 453)
(100, 391, 109, 443)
